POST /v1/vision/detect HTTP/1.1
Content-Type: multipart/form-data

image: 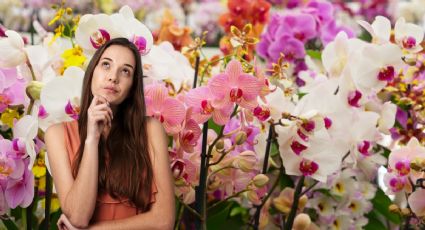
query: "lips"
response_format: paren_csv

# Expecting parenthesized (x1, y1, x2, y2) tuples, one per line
(104, 86, 118, 93)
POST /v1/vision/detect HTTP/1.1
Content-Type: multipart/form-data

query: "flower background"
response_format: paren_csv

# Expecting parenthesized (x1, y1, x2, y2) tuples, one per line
(0, 0, 425, 229)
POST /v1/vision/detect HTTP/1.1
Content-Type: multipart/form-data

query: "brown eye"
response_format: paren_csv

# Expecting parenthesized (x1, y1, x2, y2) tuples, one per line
(122, 68, 131, 76)
(101, 61, 110, 69)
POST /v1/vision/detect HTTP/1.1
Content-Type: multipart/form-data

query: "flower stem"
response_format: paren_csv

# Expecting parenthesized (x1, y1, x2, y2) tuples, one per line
(194, 121, 209, 229)
(284, 176, 305, 230)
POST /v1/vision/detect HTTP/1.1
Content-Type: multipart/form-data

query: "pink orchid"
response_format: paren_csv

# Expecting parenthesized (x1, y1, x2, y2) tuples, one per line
(184, 86, 233, 125)
(408, 189, 425, 217)
(178, 117, 202, 153)
(144, 83, 185, 134)
(388, 137, 425, 176)
(0, 68, 26, 113)
(5, 165, 34, 209)
(0, 139, 25, 180)
(208, 60, 262, 110)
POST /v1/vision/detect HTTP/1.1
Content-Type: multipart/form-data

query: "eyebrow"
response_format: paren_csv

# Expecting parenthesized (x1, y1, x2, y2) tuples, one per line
(101, 57, 134, 70)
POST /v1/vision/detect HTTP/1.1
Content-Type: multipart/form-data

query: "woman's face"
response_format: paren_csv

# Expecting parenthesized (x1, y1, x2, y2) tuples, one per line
(91, 44, 136, 105)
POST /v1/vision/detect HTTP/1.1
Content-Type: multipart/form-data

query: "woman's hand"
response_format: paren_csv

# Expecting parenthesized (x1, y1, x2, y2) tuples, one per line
(57, 214, 87, 230)
(86, 95, 113, 141)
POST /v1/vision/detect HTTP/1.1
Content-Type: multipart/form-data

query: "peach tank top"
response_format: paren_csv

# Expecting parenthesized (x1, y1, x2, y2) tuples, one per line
(62, 120, 158, 222)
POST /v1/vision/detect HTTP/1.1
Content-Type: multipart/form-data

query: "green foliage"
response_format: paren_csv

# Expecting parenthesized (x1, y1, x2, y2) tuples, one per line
(306, 49, 322, 60)
(207, 201, 246, 229)
(365, 210, 388, 230)
(371, 188, 401, 225)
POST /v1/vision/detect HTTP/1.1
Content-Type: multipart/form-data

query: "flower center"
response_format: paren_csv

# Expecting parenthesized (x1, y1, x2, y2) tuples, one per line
(201, 100, 214, 114)
(290, 140, 307, 155)
(229, 88, 243, 102)
(377, 66, 395, 81)
(90, 29, 110, 49)
(253, 106, 270, 121)
(357, 140, 371, 156)
(394, 160, 410, 176)
(65, 99, 80, 120)
(389, 177, 405, 192)
(299, 159, 319, 176)
(324, 117, 332, 129)
(402, 36, 416, 49)
(347, 90, 362, 107)
(133, 36, 147, 54)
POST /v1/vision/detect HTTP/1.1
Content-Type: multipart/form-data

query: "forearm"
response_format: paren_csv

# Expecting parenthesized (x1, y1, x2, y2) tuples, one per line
(63, 138, 99, 227)
(89, 210, 174, 230)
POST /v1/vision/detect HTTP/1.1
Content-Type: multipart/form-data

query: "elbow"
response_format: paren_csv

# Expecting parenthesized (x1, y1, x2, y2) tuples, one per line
(155, 220, 174, 230)
(67, 214, 91, 229)
(62, 208, 91, 228)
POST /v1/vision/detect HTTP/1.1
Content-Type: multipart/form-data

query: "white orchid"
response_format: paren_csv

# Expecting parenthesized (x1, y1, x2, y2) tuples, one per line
(75, 5, 153, 57)
(394, 17, 424, 53)
(358, 16, 391, 45)
(143, 42, 194, 90)
(321, 31, 367, 78)
(39, 66, 84, 131)
(0, 30, 27, 68)
(359, 16, 424, 53)
(348, 43, 403, 95)
(12, 115, 38, 169)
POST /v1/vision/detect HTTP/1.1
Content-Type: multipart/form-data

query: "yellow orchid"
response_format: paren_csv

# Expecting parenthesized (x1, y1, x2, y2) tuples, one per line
(61, 45, 86, 73)
(32, 149, 47, 178)
(269, 53, 289, 80)
(0, 108, 21, 128)
(40, 194, 61, 213)
(229, 24, 259, 54)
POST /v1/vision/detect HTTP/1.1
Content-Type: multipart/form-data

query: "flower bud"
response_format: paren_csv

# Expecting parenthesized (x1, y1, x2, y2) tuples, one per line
(215, 139, 225, 151)
(235, 131, 247, 145)
(233, 151, 257, 172)
(26, 81, 44, 100)
(389, 204, 401, 214)
(410, 158, 425, 171)
(252, 174, 269, 187)
(293, 213, 311, 230)
(246, 190, 261, 205)
(401, 208, 411, 216)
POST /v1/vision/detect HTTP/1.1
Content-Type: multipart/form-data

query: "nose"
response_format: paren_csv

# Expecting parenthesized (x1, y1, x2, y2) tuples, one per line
(108, 73, 118, 83)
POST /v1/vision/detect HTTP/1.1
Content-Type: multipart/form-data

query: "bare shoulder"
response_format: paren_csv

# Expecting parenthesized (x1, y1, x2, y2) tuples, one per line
(145, 117, 168, 161)
(146, 117, 166, 136)
(45, 123, 65, 143)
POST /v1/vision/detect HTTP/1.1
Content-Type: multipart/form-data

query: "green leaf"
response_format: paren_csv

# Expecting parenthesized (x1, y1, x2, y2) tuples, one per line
(2, 218, 19, 230)
(270, 142, 279, 157)
(208, 119, 221, 135)
(207, 201, 244, 229)
(371, 188, 401, 224)
(364, 210, 387, 230)
(306, 50, 322, 60)
(279, 173, 294, 189)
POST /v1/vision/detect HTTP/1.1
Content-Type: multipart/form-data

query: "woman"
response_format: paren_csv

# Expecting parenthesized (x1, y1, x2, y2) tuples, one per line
(45, 37, 175, 229)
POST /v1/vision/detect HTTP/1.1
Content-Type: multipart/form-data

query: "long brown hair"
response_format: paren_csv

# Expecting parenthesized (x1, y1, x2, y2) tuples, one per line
(72, 38, 153, 211)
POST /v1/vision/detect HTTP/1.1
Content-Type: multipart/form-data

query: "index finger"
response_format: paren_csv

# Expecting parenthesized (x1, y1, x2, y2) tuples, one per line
(96, 94, 109, 105)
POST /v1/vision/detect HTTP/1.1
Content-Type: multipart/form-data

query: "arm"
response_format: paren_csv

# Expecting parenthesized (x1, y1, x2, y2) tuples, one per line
(45, 124, 99, 228)
(45, 95, 113, 228)
(89, 118, 175, 230)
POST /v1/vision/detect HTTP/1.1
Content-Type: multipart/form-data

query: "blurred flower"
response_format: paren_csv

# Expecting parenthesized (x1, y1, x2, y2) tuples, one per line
(0, 30, 27, 68)
(155, 9, 193, 51)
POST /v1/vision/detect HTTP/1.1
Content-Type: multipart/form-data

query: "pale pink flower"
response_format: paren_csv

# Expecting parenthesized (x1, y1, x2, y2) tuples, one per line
(145, 83, 185, 134)
(184, 86, 233, 125)
(408, 189, 425, 217)
(208, 60, 262, 110)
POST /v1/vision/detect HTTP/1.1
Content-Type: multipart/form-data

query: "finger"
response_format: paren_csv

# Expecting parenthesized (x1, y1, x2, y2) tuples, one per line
(93, 103, 113, 118)
(93, 111, 112, 126)
(90, 95, 98, 107)
(97, 94, 109, 105)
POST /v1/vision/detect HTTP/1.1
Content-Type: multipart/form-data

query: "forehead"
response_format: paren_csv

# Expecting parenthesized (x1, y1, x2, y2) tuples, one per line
(100, 45, 136, 67)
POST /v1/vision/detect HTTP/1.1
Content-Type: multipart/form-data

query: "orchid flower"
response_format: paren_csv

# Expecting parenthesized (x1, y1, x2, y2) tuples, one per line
(208, 60, 262, 110)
